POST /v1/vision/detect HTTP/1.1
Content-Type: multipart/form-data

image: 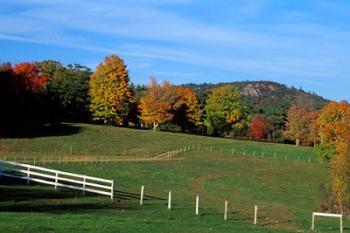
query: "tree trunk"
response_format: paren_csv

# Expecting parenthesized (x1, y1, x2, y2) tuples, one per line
(296, 138, 300, 146)
(153, 122, 158, 131)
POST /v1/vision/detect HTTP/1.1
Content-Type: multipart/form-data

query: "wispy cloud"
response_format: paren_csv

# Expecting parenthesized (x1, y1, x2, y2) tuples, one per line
(1, 0, 350, 100)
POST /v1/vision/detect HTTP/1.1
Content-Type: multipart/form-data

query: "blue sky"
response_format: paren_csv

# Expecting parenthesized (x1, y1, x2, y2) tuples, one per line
(1, 0, 349, 101)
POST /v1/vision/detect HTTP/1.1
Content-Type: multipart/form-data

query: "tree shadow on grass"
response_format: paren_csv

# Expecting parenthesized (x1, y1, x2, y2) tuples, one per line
(0, 122, 82, 138)
(0, 184, 137, 214)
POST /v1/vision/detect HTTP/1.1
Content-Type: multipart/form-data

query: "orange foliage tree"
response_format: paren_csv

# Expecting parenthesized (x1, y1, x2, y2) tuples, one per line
(13, 62, 47, 94)
(285, 104, 319, 146)
(316, 101, 350, 161)
(171, 86, 202, 132)
(249, 114, 267, 140)
(139, 78, 175, 130)
(139, 78, 202, 131)
(316, 101, 350, 213)
(0, 62, 48, 130)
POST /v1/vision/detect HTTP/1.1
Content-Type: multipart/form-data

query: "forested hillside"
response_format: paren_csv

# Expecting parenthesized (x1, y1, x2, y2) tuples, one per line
(185, 81, 328, 114)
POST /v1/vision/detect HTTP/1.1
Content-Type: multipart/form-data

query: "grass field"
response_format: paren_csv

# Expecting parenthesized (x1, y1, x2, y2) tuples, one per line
(0, 123, 346, 233)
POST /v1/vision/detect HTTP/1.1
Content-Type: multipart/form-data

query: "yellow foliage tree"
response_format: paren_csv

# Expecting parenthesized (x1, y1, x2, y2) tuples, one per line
(89, 55, 136, 125)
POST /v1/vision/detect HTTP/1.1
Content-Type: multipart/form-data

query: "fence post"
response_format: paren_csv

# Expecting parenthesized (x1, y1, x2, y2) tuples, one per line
(55, 172, 58, 190)
(195, 195, 199, 216)
(340, 216, 343, 233)
(111, 180, 114, 200)
(140, 185, 144, 205)
(311, 213, 315, 230)
(254, 205, 257, 225)
(168, 191, 172, 210)
(27, 166, 30, 184)
(224, 200, 228, 221)
(82, 176, 86, 195)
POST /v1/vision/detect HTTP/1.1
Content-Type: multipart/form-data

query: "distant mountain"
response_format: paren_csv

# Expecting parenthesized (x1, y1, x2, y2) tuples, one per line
(184, 81, 328, 115)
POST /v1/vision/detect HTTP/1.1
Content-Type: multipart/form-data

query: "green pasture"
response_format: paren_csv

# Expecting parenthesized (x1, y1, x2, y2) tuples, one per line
(0, 124, 346, 233)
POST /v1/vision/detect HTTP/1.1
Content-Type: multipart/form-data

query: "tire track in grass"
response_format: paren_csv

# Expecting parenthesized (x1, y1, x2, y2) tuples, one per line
(189, 172, 299, 232)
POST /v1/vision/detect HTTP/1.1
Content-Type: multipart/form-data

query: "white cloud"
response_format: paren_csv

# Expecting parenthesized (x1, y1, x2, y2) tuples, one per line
(1, 0, 350, 85)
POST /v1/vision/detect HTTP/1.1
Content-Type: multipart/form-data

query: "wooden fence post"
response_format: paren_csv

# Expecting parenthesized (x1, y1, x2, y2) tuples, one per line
(254, 205, 258, 225)
(168, 191, 172, 210)
(55, 172, 58, 190)
(224, 200, 228, 221)
(82, 176, 86, 195)
(140, 185, 144, 205)
(27, 166, 30, 184)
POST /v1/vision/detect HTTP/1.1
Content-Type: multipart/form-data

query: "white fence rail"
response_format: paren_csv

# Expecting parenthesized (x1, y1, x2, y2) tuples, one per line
(312, 212, 343, 233)
(0, 160, 114, 199)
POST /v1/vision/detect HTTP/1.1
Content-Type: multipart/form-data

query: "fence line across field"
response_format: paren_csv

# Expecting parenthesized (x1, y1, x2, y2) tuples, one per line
(0, 160, 114, 199)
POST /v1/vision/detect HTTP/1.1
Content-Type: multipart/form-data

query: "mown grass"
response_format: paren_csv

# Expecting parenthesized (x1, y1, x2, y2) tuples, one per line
(0, 123, 315, 161)
(0, 123, 345, 233)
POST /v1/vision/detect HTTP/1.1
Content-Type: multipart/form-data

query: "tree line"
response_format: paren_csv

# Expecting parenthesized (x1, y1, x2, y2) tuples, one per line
(0, 54, 337, 143)
(1, 54, 350, 212)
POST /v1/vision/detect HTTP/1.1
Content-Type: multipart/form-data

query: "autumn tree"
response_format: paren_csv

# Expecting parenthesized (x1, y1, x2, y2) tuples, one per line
(316, 101, 350, 161)
(171, 86, 202, 132)
(89, 55, 136, 125)
(285, 104, 320, 146)
(0, 62, 48, 133)
(329, 141, 350, 213)
(249, 114, 267, 140)
(13, 62, 47, 94)
(139, 78, 175, 130)
(204, 85, 248, 136)
(316, 101, 350, 213)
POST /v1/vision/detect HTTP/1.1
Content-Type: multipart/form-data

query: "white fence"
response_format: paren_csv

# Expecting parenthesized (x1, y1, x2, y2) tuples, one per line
(0, 160, 114, 199)
(312, 212, 343, 233)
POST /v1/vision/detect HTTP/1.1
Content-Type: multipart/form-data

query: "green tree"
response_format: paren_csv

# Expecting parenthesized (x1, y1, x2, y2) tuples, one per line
(204, 85, 248, 136)
(38, 61, 92, 121)
(89, 55, 136, 125)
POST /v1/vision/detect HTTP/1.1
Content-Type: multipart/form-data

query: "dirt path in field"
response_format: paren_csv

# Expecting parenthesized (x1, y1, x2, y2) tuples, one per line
(189, 173, 223, 201)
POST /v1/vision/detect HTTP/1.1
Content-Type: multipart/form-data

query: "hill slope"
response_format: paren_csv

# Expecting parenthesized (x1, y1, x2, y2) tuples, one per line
(185, 81, 328, 114)
(0, 124, 343, 233)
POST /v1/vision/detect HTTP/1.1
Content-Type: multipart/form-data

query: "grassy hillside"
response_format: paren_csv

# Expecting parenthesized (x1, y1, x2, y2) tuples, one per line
(0, 123, 314, 161)
(0, 124, 344, 233)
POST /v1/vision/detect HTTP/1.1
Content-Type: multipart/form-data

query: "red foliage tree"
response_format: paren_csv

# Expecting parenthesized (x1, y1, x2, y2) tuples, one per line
(249, 114, 267, 140)
(13, 62, 47, 94)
